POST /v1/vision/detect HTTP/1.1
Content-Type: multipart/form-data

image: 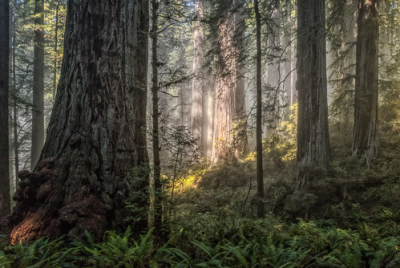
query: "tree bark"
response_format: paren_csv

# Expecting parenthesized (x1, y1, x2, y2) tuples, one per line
(283, 0, 292, 118)
(206, 80, 215, 158)
(212, 5, 235, 161)
(266, 2, 281, 134)
(254, 0, 264, 218)
(52, 2, 59, 101)
(0, 0, 10, 219)
(31, 0, 45, 169)
(352, 0, 379, 160)
(151, 0, 164, 239)
(191, 0, 205, 152)
(296, 0, 330, 189)
(9, 0, 150, 243)
(233, 0, 248, 157)
(212, 0, 247, 160)
(12, 2, 19, 194)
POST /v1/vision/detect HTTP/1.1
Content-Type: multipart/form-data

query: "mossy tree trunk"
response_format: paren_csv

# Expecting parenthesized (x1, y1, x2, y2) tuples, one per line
(296, 0, 330, 189)
(9, 0, 150, 244)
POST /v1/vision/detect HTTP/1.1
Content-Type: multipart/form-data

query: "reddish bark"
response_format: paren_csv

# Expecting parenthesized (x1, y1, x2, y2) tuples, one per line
(8, 0, 150, 243)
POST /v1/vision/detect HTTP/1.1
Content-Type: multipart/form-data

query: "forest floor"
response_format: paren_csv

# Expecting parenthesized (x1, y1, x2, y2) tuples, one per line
(1, 132, 400, 267)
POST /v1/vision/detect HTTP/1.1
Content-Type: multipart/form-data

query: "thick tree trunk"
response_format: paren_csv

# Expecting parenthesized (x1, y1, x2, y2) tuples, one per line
(9, 0, 150, 243)
(0, 0, 10, 219)
(212, 0, 247, 160)
(31, 0, 45, 169)
(296, 0, 330, 189)
(254, 0, 264, 218)
(338, 0, 356, 130)
(212, 5, 235, 161)
(191, 0, 205, 152)
(233, 0, 248, 157)
(352, 0, 379, 160)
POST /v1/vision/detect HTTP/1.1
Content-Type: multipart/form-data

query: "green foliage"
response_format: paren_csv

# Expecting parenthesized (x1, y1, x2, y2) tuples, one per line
(69, 227, 155, 268)
(1, 215, 400, 267)
(125, 164, 151, 224)
(263, 104, 297, 167)
(161, 217, 400, 267)
(0, 237, 72, 268)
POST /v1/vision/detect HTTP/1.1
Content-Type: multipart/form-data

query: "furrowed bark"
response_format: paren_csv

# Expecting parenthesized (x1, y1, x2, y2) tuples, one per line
(233, 0, 248, 157)
(9, 0, 150, 243)
(352, 0, 379, 160)
(296, 0, 330, 189)
(212, 0, 247, 160)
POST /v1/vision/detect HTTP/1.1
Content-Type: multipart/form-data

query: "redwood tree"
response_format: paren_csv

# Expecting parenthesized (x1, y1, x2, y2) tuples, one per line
(212, 0, 248, 160)
(352, 0, 379, 160)
(31, 0, 45, 169)
(9, 0, 149, 243)
(191, 0, 205, 152)
(0, 0, 10, 219)
(296, 0, 330, 189)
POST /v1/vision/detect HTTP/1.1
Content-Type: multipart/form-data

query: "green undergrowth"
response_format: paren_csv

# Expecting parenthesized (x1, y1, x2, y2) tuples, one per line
(2, 111, 400, 267)
(1, 216, 400, 267)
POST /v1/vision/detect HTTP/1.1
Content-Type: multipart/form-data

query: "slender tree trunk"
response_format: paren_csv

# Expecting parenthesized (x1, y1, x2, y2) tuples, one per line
(0, 0, 10, 219)
(31, 0, 45, 169)
(266, 2, 281, 134)
(296, 0, 330, 189)
(191, 0, 205, 152)
(292, 17, 298, 106)
(352, 0, 379, 160)
(13, 103, 19, 192)
(254, 0, 264, 218)
(283, 0, 292, 118)
(12, 3, 19, 193)
(151, 0, 163, 239)
(9, 0, 150, 243)
(8, 1, 13, 193)
(52, 2, 59, 100)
